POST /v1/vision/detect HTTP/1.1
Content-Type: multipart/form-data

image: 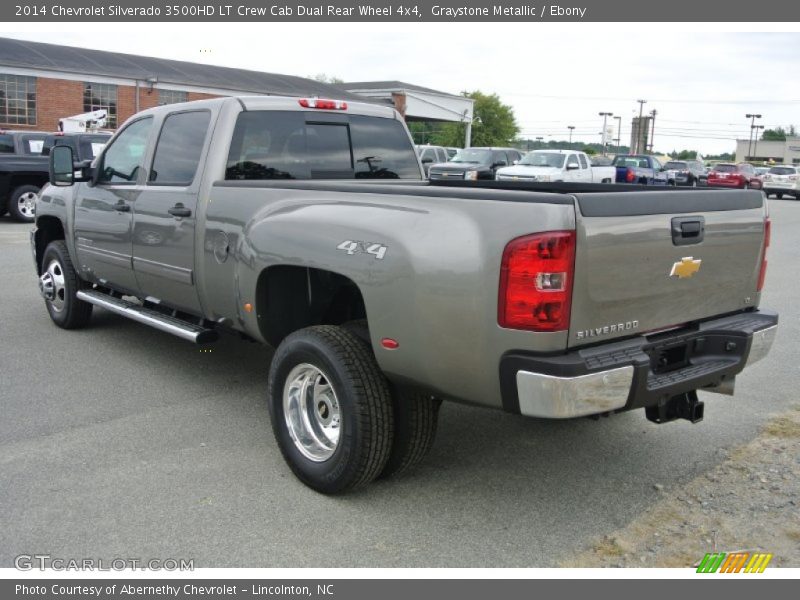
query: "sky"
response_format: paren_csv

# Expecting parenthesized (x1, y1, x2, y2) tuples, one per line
(3, 25, 799, 155)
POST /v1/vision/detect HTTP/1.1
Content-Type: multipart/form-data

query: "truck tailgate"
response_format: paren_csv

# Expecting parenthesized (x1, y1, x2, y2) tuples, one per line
(568, 190, 767, 348)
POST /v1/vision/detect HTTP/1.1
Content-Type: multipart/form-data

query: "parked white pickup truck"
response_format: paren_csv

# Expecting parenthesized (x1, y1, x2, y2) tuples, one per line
(495, 149, 615, 183)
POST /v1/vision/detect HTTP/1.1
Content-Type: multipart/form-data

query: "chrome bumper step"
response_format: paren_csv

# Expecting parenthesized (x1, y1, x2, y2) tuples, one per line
(76, 289, 218, 344)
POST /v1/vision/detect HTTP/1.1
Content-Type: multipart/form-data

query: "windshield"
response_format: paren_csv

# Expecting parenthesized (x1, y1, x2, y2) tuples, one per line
(768, 167, 796, 175)
(449, 148, 492, 164)
(518, 152, 565, 168)
(713, 164, 736, 173)
(664, 161, 687, 170)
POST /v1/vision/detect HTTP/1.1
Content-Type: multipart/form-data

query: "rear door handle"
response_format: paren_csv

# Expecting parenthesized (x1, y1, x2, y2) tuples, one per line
(168, 204, 191, 218)
(113, 201, 130, 212)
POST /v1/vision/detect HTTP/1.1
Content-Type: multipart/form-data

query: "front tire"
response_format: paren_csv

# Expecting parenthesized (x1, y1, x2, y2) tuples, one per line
(39, 240, 92, 329)
(8, 184, 40, 222)
(267, 325, 394, 494)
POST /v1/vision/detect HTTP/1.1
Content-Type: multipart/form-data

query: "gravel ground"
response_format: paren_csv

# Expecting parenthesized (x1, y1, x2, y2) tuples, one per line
(565, 405, 800, 568)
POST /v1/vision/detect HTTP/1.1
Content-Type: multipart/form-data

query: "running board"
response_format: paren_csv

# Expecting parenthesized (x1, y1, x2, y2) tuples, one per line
(77, 289, 219, 344)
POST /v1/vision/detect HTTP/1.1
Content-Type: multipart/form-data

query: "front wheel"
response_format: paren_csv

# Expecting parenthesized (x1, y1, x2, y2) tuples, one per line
(267, 325, 394, 494)
(39, 240, 93, 329)
(8, 184, 40, 222)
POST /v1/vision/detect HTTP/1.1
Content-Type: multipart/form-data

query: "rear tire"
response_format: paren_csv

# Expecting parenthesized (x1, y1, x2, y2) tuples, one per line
(40, 240, 93, 329)
(267, 325, 394, 494)
(379, 388, 442, 478)
(8, 184, 40, 223)
(775, 193, 783, 199)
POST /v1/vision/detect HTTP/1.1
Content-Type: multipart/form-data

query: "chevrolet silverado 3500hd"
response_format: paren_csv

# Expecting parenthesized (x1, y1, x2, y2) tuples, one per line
(33, 96, 777, 493)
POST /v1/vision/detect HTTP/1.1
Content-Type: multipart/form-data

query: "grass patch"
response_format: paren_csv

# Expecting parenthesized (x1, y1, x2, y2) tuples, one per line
(593, 536, 625, 558)
(761, 416, 800, 439)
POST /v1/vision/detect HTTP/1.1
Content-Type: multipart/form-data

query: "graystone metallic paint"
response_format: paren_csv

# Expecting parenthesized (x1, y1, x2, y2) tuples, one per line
(33, 96, 769, 411)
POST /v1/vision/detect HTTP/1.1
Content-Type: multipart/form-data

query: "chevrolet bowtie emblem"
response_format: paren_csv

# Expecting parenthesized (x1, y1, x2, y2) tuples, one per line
(670, 256, 702, 279)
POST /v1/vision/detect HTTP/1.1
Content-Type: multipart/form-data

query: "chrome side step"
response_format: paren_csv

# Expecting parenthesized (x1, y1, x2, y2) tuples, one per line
(77, 289, 219, 344)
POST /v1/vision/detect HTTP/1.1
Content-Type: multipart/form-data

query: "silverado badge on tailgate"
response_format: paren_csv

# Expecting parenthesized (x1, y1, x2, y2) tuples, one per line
(670, 257, 702, 279)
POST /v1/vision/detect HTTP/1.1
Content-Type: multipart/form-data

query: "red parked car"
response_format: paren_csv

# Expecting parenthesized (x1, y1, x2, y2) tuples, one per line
(707, 163, 763, 189)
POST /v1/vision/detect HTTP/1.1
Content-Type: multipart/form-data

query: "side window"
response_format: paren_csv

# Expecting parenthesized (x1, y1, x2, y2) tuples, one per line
(436, 148, 447, 163)
(98, 117, 153, 184)
(652, 157, 662, 170)
(567, 154, 580, 168)
(510, 150, 522, 163)
(578, 154, 589, 169)
(149, 110, 211, 186)
(420, 148, 435, 162)
(492, 151, 508, 166)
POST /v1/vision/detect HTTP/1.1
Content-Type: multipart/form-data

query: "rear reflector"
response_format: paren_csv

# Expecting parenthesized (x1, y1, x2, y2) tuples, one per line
(498, 231, 576, 332)
(298, 98, 348, 110)
(757, 218, 771, 292)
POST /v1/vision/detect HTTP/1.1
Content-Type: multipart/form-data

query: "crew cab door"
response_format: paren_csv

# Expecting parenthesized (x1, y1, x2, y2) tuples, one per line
(131, 109, 213, 314)
(73, 116, 153, 294)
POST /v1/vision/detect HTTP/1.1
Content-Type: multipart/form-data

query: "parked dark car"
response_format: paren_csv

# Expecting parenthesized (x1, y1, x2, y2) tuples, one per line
(707, 163, 763, 190)
(0, 131, 110, 222)
(428, 147, 522, 181)
(664, 159, 707, 187)
(611, 154, 669, 185)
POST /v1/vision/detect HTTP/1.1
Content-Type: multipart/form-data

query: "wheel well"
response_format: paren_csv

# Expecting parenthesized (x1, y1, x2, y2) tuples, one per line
(256, 265, 367, 347)
(34, 216, 65, 274)
(10, 173, 48, 193)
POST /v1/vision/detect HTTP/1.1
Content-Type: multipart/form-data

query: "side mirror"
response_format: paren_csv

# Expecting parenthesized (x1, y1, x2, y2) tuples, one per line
(49, 145, 74, 187)
(421, 157, 433, 164)
(566, 163, 580, 171)
(512, 160, 520, 165)
(493, 161, 507, 168)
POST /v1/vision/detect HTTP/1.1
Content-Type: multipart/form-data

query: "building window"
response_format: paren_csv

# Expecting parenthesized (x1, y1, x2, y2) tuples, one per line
(0, 74, 36, 125)
(84, 82, 117, 128)
(158, 89, 188, 106)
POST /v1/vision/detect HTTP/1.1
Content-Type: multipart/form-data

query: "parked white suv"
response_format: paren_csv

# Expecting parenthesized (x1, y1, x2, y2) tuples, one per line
(761, 165, 799, 199)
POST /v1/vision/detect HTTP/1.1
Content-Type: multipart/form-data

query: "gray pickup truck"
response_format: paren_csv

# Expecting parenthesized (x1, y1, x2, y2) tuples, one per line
(33, 96, 777, 494)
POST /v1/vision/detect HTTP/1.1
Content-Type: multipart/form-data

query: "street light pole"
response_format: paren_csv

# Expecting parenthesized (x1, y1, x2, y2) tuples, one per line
(613, 116, 622, 154)
(568, 126, 575, 145)
(649, 109, 657, 153)
(752, 125, 765, 160)
(745, 113, 762, 159)
(599, 112, 613, 156)
(636, 99, 647, 153)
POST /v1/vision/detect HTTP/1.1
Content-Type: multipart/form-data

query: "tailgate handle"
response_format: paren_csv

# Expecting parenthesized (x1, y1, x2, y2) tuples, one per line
(672, 216, 705, 246)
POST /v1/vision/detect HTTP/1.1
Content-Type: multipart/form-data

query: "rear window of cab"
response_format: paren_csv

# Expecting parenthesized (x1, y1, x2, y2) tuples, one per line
(225, 111, 421, 180)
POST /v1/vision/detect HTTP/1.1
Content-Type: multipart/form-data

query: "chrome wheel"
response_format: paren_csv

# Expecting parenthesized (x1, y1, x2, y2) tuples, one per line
(283, 363, 341, 462)
(17, 191, 37, 218)
(40, 259, 66, 312)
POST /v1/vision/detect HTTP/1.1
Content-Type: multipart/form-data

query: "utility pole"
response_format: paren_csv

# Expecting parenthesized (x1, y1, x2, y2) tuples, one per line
(535, 136, 544, 148)
(636, 99, 647, 153)
(649, 109, 657, 153)
(614, 116, 622, 154)
(752, 125, 765, 160)
(567, 126, 575, 145)
(599, 112, 613, 156)
(745, 113, 762, 159)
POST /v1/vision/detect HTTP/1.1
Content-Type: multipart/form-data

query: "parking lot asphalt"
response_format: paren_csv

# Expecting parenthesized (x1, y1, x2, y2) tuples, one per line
(1, 200, 798, 568)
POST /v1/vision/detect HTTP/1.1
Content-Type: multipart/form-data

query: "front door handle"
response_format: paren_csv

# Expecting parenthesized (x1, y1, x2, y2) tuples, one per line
(113, 201, 130, 212)
(168, 203, 191, 218)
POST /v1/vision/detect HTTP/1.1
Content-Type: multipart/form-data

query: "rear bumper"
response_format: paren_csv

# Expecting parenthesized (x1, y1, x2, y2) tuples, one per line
(500, 310, 778, 419)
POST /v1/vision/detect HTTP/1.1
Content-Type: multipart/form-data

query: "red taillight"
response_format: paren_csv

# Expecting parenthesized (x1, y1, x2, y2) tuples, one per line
(298, 98, 348, 110)
(498, 231, 576, 332)
(625, 168, 636, 183)
(757, 218, 771, 292)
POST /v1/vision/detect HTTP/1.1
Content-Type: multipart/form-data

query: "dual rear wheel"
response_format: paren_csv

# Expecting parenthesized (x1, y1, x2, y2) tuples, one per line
(267, 325, 440, 494)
